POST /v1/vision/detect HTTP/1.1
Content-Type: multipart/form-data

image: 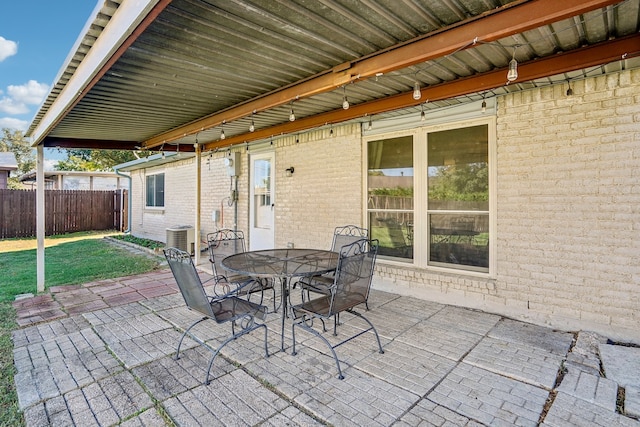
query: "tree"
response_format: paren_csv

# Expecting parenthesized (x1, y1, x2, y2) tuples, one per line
(429, 162, 488, 202)
(1, 128, 35, 188)
(55, 149, 138, 171)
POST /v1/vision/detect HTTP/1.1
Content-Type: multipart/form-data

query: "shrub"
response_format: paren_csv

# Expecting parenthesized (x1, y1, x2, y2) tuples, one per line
(111, 234, 165, 250)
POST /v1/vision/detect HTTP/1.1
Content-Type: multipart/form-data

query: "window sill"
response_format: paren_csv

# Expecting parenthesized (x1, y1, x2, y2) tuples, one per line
(376, 257, 494, 279)
(144, 207, 165, 214)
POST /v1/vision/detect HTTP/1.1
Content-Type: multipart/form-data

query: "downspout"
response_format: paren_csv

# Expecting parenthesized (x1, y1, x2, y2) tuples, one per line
(114, 166, 132, 233)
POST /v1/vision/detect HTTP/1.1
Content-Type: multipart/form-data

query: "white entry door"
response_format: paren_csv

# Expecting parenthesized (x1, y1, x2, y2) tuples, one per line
(249, 151, 275, 250)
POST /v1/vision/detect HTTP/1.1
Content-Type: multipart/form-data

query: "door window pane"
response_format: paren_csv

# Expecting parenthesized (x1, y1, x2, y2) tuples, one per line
(253, 159, 271, 229)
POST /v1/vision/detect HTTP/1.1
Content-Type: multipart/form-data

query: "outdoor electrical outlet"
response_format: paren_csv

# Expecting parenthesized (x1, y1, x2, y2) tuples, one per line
(287, 242, 294, 248)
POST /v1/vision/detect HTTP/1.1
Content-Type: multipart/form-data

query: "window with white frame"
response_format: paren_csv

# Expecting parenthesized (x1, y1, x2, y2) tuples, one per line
(368, 135, 414, 261)
(367, 119, 491, 273)
(146, 173, 165, 208)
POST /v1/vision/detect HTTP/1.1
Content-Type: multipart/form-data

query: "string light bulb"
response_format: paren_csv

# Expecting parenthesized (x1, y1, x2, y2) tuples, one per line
(220, 123, 225, 140)
(507, 48, 518, 82)
(289, 102, 295, 122)
(342, 86, 349, 110)
(368, 116, 372, 130)
(566, 82, 573, 96)
(413, 81, 421, 100)
(249, 112, 255, 132)
(420, 103, 426, 121)
(481, 96, 487, 113)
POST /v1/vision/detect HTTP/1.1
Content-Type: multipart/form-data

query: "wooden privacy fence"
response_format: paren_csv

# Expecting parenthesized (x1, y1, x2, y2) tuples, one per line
(0, 189, 128, 239)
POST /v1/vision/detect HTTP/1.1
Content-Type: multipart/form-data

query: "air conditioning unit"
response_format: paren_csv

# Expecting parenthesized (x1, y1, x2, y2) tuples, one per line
(166, 225, 196, 255)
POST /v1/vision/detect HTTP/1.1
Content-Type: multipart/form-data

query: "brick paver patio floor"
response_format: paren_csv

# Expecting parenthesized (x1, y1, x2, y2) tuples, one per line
(11, 268, 640, 426)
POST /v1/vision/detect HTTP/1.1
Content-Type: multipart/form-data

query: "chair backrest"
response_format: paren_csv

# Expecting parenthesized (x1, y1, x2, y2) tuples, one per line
(206, 229, 246, 281)
(331, 225, 369, 252)
(164, 247, 215, 318)
(330, 239, 378, 313)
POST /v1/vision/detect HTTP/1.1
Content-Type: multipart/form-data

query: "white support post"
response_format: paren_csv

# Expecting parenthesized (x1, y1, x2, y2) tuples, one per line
(36, 146, 45, 293)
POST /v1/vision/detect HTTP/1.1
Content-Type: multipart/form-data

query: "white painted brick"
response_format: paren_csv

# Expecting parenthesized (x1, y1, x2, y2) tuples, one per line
(495, 68, 640, 341)
(127, 69, 640, 343)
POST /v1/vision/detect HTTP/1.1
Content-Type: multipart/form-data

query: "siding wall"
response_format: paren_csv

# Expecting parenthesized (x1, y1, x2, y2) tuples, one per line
(128, 69, 640, 342)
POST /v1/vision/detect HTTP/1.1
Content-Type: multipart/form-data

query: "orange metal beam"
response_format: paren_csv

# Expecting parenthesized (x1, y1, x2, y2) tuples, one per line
(41, 137, 145, 151)
(143, 0, 623, 149)
(201, 34, 640, 152)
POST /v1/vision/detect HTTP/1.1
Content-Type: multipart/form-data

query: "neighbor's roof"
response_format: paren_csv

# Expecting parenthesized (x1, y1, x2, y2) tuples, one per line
(0, 152, 18, 171)
(27, 0, 640, 155)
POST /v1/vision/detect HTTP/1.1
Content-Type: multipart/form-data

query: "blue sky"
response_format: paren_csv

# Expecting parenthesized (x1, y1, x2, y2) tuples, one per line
(0, 1, 97, 164)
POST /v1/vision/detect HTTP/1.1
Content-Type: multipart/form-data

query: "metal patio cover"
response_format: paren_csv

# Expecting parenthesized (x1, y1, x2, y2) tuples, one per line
(27, 0, 640, 154)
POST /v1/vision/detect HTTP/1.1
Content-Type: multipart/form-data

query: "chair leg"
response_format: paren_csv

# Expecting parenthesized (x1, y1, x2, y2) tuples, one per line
(175, 317, 207, 360)
(204, 322, 269, 385)
(272, 286, 277, 313)
(292, 318, 344, 380)
(347, 309, 385, 355)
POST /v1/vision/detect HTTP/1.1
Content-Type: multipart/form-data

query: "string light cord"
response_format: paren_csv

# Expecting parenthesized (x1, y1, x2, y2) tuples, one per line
(174, 0, 631, 150)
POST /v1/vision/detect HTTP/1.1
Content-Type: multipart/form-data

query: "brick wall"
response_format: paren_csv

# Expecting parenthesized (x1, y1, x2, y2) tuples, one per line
(128, 69, 640, 341)
(376, 69, 640, 341)
(273, 124, 364, 249)
(129, 157, 195, 243)
(128, 124, 365, 249)
(199, 150, 249, 242)
(493, 69, 640, 340)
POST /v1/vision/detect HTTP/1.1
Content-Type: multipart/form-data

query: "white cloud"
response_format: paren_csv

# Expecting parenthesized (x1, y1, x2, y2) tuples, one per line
(43, 158, 58, 171)
(0, 36, 18, 62)
(0, 80, 49, 117)
(0, 97, 30, 115)
(8, 80, 49, 105)
(0, 117, 28, 131)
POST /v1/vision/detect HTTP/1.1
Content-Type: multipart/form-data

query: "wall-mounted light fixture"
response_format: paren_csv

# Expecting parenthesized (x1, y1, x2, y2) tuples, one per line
(285, 166, 295, 177)
(566, 81, 573, 96)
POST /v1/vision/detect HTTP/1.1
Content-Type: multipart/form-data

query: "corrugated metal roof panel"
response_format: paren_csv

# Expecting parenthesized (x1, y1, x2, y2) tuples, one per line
(28, 0, 640, 150)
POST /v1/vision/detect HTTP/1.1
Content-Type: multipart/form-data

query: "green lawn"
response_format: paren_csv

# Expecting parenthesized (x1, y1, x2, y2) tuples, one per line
(0, 235, 163, 426)
(0, 238, 160, 303)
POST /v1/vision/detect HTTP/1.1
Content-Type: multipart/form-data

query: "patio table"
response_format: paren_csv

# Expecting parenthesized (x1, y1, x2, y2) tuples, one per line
(221, 248, 339, 351)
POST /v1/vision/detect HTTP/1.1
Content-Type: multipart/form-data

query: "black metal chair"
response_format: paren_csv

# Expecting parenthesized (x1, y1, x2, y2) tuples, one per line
(291, 239, 384, 379)
(164, 247, 269, 385)
(297, 225, 369, 307)
(207, 229, 276, 311)
(295, 225, 369, 333)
